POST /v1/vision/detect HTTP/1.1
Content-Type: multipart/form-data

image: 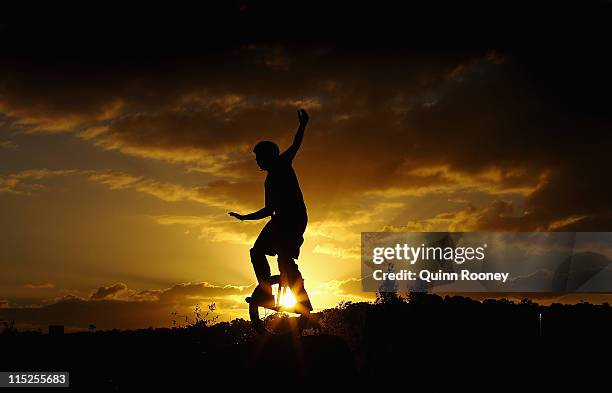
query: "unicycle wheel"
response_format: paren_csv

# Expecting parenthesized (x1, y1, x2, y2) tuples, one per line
(246, 279, 308, 335)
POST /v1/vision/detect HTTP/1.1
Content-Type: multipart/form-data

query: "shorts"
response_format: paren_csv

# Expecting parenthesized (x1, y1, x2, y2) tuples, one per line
(253, 216, 307, 259)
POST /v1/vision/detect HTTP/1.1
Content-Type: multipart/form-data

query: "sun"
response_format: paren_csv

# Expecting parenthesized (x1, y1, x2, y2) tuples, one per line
(279, 287, 297, 308)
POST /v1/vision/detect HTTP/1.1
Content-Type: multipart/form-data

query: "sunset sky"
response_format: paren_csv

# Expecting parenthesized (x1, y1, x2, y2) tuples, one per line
(2, 2, 612, 330)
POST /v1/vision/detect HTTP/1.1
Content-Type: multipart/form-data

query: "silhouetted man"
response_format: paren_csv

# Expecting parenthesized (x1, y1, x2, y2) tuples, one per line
(229, 109, 312, 313)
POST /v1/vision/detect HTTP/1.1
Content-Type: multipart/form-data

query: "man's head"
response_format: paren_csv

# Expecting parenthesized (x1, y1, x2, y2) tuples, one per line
(253, 140, 280, 170)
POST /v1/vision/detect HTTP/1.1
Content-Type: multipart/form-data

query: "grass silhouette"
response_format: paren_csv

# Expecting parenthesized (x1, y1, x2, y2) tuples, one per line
(2, 293, 611, 387)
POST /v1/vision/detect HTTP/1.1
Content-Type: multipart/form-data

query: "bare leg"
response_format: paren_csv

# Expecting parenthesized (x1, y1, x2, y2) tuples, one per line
(250, 248, 274, 304)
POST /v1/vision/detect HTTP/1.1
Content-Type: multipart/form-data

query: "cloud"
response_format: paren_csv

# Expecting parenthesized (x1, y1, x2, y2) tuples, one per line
(83, 169, 263, 211)
(1, 168, 261, 212)
(0, 276, 376, 331)
(310, 278, 375, 306)
(0, 281, 256, 331)
(502, 270, 553, 292)
(24, 283, 55, 289)
(90, 283, 130, 300)
(86, 281, 255, 307)
(1, 48, 599, 234)
(0, 169, 77, 194)
(312, 244, 360, 260)
(397, 53, 612, 230)
(389, 195, 608, 233)
(152, 215, 261, 244)
(86, 171, 141, 190)
(154, 282, 252, 304)
(0, 167, 268, 247)
(0, 140, 17, 149)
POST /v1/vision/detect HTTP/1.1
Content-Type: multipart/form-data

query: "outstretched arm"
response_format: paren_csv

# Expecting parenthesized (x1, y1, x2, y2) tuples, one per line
(281, 108, 309, 162)
(228, 207, 272, 221)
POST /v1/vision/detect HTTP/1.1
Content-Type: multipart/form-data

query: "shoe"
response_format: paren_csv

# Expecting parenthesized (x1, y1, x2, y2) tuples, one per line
(289, 278, 313, 312)
(250, 285, 275, 308)
(293, 298, 313, 314)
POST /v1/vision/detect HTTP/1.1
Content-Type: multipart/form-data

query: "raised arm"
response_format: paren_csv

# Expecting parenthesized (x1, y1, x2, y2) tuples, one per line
(281, 108, 309, 162)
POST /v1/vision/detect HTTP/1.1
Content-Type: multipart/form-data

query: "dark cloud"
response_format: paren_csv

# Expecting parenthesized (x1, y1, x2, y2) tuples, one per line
(0, 281, 253, 331)
(154, 282, 251, 305)
(1, 1, 611, 234)
(90, 283, 129, 300)
(401, 48, 612, 229)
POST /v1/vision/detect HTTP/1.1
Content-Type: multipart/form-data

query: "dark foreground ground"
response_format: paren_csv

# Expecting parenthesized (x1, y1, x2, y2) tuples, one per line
(2, 294, 611, 389)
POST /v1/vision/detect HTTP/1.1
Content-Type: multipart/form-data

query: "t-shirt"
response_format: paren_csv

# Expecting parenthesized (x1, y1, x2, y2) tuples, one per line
(264, 153, 307, 224)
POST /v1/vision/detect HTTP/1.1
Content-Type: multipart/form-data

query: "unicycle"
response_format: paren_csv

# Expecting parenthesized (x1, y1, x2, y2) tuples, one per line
(246, 274, 315, 335)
